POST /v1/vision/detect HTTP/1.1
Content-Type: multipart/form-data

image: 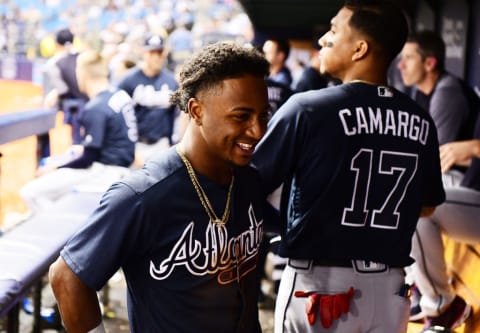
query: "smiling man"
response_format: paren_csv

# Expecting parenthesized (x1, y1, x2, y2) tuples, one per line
(49, 42, 271, 333)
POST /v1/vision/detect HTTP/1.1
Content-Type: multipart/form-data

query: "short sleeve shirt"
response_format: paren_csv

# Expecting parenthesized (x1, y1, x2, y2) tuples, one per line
(116, 68, 178, 143)
(80, 88, 137, 167)
(61, 147, 264, 332)
(252, 82, 445, 267)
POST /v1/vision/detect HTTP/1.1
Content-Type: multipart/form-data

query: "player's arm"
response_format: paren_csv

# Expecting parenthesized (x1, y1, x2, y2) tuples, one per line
(252, 96, 302, 194)
(59, 147, 100, 169)
(49, 257, 103, 333)
(419, 206, 436, 217)
(439, 139, 480, 173)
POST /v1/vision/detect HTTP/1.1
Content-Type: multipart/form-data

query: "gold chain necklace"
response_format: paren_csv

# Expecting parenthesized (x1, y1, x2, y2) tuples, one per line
(176, 145, 234, 226)
(350, 79, 380, 86)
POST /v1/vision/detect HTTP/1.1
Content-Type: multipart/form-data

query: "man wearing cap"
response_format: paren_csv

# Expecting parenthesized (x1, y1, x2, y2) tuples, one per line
(116, 34, 179, 165)
(41, 28, 89, 160)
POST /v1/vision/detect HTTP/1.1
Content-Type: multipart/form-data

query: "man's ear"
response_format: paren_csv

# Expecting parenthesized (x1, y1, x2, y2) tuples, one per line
(424, 56, 438, 72)
(351, 39, 369, 61)
(188, 98, 203, 126)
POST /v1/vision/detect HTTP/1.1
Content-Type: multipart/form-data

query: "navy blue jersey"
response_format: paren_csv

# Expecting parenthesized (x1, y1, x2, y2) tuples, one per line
(294, 66, 329, 93)
(270, 66, 293, 88)
(79, 88, 137, 167)
(252, 82, 445, 267)
(61, 147, 264, 333)
(116, 67, 178, 143)
(266, 78, 292, 115)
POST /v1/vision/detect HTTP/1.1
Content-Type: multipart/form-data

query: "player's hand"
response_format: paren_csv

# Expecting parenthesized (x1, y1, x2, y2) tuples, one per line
(36, 164, 57, 177)
(44, 89, 59, 109)
(439, 140, 479, 173)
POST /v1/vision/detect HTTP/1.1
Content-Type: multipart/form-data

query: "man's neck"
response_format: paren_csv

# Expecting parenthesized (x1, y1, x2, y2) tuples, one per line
(343, 72, 388, 86)
(142, 64, 161, 78)
(86, 79, 110, 98)
(269, 64, 283, 76)
(179, 128, 233, 185)
(417, 71, 440, 95)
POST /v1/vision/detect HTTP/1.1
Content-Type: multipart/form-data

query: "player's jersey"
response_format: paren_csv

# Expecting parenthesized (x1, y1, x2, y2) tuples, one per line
(252, 82, 445, 267)
(270, 66, 293, 88)
(266, 78, 292, 115)
(80, 88, 137, 167)
(61, 147, 264, 333)
(116, 67, 178, 143)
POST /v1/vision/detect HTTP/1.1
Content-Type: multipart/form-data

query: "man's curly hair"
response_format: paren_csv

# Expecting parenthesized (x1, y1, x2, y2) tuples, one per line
(170, 42, 270, 113)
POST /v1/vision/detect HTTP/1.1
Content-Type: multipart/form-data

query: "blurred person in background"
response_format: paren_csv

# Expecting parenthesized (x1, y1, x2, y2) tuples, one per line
(263, 38, 293, 88)
(262, 38, 293, 115)
(166, 13, 194, 75)
(43, 28, 88, 138)
(115, 34, 179, 166)
(40, 28, 89, 161)
(294, 41, 330, 93)
(397, 30, 477, 146)
(21, 50, 137, 215)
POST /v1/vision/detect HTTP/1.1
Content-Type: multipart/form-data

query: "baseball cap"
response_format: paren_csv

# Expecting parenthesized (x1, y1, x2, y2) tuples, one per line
(144, 34, 165, 51)
(56, 28, 74, 46)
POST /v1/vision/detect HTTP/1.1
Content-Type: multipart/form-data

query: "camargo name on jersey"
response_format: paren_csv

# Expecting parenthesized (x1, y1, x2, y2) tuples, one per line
(338, 106, 430, 145)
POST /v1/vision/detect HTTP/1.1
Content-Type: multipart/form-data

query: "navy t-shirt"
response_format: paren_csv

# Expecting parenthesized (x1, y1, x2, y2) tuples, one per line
(266, 78, 292, 116)
(61, 147, 264, 332)
(79, 88, 137, 167)
(252, 82, 445, 267)
(116, 68, 178, 143)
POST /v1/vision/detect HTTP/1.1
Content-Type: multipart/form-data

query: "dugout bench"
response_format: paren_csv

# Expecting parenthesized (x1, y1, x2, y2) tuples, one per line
(0, 108, 101, 332)
(0, 108, 56, 146)
(0, 191, 103, 333)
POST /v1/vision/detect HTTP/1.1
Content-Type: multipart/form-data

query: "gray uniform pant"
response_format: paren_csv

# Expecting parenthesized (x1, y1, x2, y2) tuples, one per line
(20, 162, 130, 214)
(410, 171, 480, 316)
(275, 259, 409, 333)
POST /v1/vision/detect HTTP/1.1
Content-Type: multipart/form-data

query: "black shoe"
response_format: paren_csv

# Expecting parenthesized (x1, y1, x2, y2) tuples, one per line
(409, 284, 425, 322)
(421, 326, 454, 333)
(423, 295, 471, 330)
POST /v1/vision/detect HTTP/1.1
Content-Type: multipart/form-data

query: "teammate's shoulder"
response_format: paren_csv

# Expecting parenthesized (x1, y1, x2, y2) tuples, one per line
(117, 66, 142, 83)
(435, 72, 465, 91)
(288, 84, 346, 106)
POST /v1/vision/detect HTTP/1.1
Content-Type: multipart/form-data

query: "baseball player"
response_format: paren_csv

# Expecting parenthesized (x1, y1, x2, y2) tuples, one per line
(263, 38, 294, 115)
(49, 42, 271, 333)
(116, 34, 179, 165)
(263, 38, 293, 88)
(40, 28, 89, 162)
(20, 50, 137, 214)
(397, 29, 477, 329)
(408, 115, 480, 330)
(252, 1, 445, 332)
